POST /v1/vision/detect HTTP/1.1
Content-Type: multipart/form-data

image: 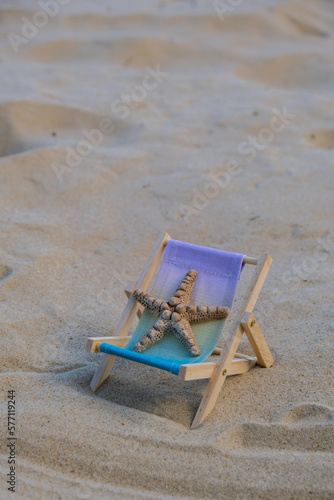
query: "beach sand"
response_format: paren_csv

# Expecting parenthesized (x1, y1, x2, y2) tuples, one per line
(0, 0, 334, 498)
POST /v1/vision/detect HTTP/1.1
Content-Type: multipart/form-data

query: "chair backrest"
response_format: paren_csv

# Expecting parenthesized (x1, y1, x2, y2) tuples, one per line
(125, 239, 245, 368)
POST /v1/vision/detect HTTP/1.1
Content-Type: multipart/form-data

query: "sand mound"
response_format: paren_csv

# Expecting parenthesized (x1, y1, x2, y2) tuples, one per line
(0, 100, 130, 156)
(235, 54, 334, 90)
(220, 418, 334, 452)
(282, 403, 333, 423)
(274, 1, 332, 37)
(306, 129, 334, 149)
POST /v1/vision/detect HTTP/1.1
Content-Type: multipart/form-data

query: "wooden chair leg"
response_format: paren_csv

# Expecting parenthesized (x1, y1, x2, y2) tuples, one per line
(191, 326, 243, 429)
(90, 231, 171, 392)
(241, 313, 274, 368)
(191, 254, 273, 429)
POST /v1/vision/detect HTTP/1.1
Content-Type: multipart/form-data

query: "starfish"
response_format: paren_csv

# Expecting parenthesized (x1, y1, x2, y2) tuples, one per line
(132, 269, 230, 356)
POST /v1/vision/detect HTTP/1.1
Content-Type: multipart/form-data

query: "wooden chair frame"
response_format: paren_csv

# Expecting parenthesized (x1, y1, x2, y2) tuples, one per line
(87, 232, 274, 428)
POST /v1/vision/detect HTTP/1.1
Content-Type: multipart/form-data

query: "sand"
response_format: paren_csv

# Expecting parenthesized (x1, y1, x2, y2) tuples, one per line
(1, 0, 334, 498)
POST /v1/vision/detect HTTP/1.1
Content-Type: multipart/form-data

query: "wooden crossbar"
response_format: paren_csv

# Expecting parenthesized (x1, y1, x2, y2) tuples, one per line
(87, 335, 257, 380)
(178, 357, 257, 381)
(86, 336, 132, 353)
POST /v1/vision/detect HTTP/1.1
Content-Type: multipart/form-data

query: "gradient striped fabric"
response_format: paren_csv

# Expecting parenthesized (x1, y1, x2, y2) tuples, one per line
(101, 239, 245, 374)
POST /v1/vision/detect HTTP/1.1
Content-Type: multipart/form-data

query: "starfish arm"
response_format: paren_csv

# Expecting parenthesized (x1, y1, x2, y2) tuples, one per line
(132, 319, 169, 353)
(186, 305, 230, 322)
(169, 269, 198, 307)
(171, 319, 200, 357)
(131, 272, 227, 356)
(133, 289, 170, 317)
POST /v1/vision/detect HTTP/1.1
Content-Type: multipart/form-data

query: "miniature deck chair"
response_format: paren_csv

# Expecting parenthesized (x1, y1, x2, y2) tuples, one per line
(87, 232, 274, 428)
